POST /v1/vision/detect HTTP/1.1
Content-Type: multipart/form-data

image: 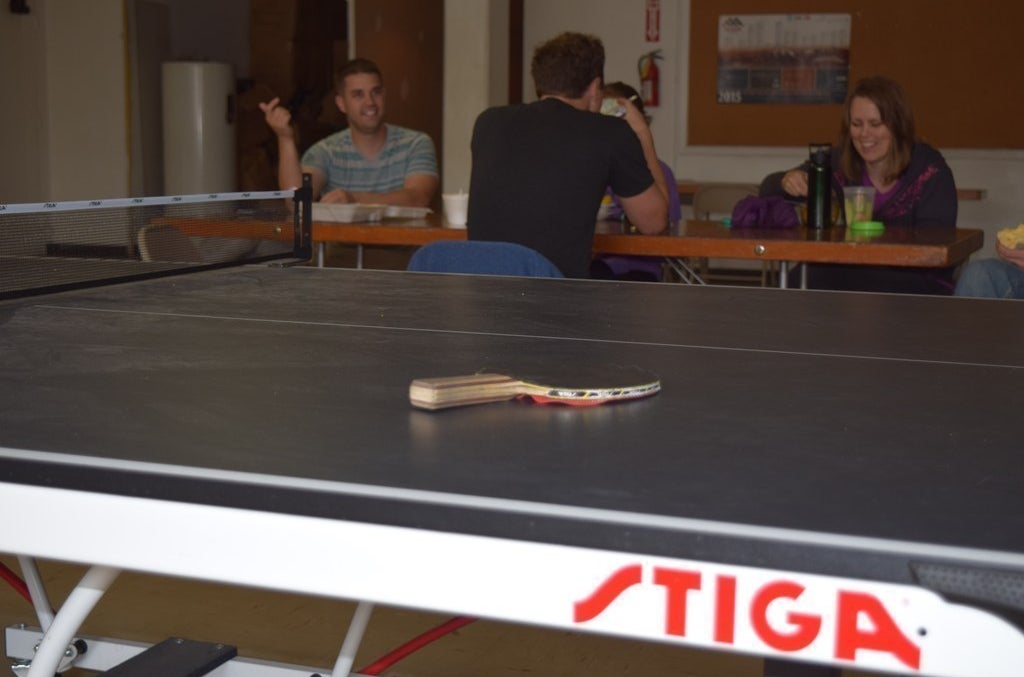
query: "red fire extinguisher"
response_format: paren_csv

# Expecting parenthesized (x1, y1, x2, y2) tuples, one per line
(638, 49, 662, 107)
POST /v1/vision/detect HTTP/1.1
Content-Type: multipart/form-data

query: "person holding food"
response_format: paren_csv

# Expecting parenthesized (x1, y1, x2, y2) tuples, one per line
(954, 225, 1024, 299)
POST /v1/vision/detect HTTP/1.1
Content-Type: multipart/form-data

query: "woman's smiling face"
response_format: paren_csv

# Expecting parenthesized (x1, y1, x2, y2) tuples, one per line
(849, 96, 892, 168)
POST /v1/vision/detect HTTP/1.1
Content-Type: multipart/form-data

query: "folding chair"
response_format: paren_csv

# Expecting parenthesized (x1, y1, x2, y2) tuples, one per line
(407, 241, 564, 278)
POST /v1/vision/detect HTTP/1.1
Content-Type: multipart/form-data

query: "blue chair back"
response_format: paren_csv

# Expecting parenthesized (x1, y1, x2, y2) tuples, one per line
(407, 241, 564, 278)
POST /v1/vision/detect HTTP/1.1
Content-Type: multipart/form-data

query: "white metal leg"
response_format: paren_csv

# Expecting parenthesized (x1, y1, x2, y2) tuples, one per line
(778, 262, 809, 289)
(6, 551, 376, 676)
(331, 601, 374, 677)
(665, 257, 707, 285)
(25, 566, 119, 677)
(16, 557, 54, 632)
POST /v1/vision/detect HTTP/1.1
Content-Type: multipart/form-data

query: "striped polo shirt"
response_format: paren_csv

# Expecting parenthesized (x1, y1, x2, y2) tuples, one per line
(301, 125, 438, 194)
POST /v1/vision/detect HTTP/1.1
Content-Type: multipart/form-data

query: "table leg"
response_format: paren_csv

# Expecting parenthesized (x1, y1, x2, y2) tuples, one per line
(356, 244, 364, 269)
(317, 242, 325, 268)
(330, 601, 374, 677)
(665, 258, 707, 285)
(16, 557, 54, 631)
(25, 565, 119, 677)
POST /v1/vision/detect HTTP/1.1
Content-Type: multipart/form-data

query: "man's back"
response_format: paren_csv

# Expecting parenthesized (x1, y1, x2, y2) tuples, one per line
(468, 98, 653, 278)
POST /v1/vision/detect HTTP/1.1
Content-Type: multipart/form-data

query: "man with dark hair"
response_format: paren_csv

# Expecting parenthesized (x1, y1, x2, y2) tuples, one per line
(467, 32, 669, 278)
(260, 58, 438, 206)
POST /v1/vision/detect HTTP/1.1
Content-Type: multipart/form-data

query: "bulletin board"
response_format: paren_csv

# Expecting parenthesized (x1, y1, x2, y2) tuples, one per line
(689, 1, 1024, 148)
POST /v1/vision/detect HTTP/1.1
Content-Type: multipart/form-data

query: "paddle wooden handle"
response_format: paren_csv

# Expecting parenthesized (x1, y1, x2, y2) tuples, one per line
(409, 373, 525, 410)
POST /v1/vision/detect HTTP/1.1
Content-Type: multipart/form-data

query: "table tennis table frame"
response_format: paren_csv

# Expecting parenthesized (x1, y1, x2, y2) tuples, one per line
(3, 449, 1022, 677)
(0, 486, 967, 677)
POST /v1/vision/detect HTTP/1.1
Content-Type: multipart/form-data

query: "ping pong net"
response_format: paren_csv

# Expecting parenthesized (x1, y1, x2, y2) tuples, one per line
(1, 178, 312, 300)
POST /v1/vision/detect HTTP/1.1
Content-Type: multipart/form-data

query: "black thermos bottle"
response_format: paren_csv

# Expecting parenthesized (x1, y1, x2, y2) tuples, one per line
(806, 143, 832, 228)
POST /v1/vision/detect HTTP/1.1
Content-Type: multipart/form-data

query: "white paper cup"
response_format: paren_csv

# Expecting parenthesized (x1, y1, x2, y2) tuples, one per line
(442, 193, 469, 228)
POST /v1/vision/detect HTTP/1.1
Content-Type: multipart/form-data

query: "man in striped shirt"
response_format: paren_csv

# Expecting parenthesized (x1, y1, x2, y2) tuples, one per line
(260, 58, 438, 207)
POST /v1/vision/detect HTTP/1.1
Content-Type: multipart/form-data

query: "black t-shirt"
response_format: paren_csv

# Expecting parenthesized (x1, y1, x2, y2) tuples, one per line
(467, 98, 654, 278)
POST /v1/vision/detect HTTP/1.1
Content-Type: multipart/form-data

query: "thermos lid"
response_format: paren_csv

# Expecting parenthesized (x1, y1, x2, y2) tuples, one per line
(809, 143, 831, 166)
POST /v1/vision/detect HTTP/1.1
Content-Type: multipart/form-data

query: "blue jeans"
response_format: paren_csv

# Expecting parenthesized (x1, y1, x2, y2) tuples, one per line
(954, 258, 1024, 299)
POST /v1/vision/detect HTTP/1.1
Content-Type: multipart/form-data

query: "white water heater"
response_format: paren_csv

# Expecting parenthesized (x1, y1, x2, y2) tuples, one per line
(162, 61, 236, 194)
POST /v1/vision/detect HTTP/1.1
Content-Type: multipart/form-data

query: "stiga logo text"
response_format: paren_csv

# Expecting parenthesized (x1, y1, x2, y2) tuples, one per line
(574, 564, 920, 669)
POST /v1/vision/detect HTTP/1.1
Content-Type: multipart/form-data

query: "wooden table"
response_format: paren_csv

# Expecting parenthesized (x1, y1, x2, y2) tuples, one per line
(312, 217, 463, 267)
(676, 180, 986, 203)
(312, 215, 983, 288)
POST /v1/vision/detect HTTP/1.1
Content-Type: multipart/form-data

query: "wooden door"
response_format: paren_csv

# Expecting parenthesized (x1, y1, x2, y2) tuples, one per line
(354, 0, 444, 210)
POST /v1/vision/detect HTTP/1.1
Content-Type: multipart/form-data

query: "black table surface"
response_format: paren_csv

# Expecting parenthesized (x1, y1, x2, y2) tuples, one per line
(1, 265, 1021, 588)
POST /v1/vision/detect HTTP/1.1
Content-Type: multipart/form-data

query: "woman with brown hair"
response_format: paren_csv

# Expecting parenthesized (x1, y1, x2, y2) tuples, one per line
(766, 76, 959, 293)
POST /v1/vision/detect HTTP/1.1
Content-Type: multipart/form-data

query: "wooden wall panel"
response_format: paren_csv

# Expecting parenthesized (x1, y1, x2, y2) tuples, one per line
(689, 1, 1024, 148)
(355, 0, 444, 209)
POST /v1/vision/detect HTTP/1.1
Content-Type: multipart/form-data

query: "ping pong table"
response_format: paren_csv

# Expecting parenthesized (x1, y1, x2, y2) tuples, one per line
(2, 244, 1023, 676)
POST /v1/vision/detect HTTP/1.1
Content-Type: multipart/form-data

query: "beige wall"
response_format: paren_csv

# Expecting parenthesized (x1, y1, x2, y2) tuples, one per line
(0, 0, 128, 203)
(45, 0, 130, 201)
(442, 0, 508, 196)
(0, 6, 50, 202)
